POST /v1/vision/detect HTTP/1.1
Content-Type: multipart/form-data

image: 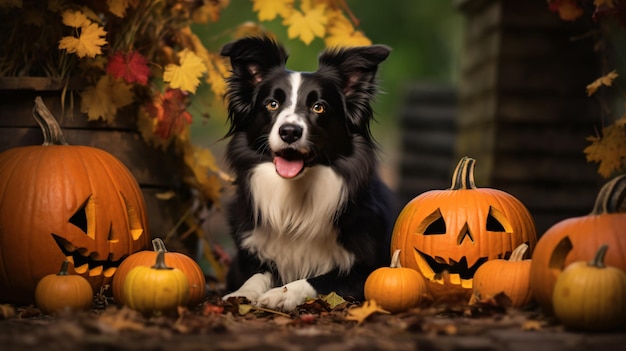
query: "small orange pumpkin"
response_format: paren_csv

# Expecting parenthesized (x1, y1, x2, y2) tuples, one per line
(391, 157, 537, 303)
(112, 238, 206, 307)
(530, 174, 626, 314)
(472, 243, 533, 308)
(364, 249, 428, 313)
(35, 260, 94, 314)
(0, 97, 149, 305)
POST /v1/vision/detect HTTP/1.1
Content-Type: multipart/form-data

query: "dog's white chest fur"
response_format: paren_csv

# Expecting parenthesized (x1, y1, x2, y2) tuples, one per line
(242, 163, 354, 283)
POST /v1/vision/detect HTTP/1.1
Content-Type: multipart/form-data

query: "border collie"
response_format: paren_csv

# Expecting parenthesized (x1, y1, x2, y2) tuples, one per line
(220, 36, 395, 311)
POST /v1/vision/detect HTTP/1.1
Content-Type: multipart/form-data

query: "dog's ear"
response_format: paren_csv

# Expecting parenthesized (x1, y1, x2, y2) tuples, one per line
(318, 45, 391, 97)
(221, 36, 288, 84)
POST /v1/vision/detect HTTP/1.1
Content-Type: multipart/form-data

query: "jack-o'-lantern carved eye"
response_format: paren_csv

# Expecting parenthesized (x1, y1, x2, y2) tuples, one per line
(69, 195, 96, 239)
(417, 209, 446, 235)
(121, 192, 144, 241)
(486, 206, 512, 233)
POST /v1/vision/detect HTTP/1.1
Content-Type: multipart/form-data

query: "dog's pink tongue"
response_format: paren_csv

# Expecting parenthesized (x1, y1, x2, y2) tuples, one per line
(273, 157, 304, 178)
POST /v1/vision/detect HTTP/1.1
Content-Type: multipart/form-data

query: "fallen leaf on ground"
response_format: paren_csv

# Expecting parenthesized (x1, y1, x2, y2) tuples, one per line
(345, 300, 389, 325)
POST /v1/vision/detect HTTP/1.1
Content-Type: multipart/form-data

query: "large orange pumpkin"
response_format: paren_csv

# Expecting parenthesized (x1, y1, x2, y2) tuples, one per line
(530, 174, 626, 314)
(0, 97, 150, 304)
(390, 157, 537, 303)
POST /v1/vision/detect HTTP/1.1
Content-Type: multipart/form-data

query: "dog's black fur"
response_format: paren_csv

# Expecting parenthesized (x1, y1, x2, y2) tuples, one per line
(220, 36, 395, 311)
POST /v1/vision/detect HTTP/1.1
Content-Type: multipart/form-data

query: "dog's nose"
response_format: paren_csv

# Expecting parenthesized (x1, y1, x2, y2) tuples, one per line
(278, 123, 303, 144)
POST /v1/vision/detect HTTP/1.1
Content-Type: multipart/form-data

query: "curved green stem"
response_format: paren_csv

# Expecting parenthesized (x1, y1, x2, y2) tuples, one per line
(590, 174, 626, 215)
(450, 156, 477, 190)
(589, 244, 609, 269)
(57, 260, 70, 276)
(33, 96, 68, 146)
(151, 251, 173, 270)
(152, 238, 168, 252)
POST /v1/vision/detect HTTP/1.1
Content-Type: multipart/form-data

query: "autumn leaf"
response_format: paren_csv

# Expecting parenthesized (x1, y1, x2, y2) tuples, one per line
(206, 53, 229, 98)
(61, 10, 89, 28)
(322, 292, 346, 309)
(587, 70, 619, 96)
(548, 0, 584, 21)
(164, 49, 207, 94)
(80, 75, 133, 122)
(144, 88, 192, 139)
(345, 300, 390, 325)
(107, 0, 134, 18)
(324, 10, 371, 48)
(283, 0, 327, 45)
(253, 0, 294, 21)
(193, 0, 228, 23)
(584, 121, 626, 178)
(106, 51, 151, 85)
(59, 21, 108, 58)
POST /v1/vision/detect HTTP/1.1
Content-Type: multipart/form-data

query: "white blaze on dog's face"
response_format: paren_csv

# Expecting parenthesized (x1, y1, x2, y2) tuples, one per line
(268, 73, 307, 178)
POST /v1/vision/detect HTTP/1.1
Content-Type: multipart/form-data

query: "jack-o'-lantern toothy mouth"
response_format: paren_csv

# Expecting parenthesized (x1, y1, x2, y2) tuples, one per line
(51, 234, 123, 278)
(413, 248, 488, 289)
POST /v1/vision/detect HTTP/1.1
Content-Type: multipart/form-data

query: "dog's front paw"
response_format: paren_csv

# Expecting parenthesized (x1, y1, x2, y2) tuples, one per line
(256, 279, 317, 311)
(222, 289, 262, 303)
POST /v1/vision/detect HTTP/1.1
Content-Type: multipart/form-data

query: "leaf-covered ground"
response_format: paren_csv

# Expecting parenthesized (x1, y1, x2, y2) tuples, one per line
(1, 290, 625, 351)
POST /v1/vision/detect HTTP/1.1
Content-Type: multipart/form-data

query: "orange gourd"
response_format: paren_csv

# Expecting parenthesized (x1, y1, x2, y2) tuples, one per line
(472, 243, 533, 308)
(364, 249, 428, 313)
(35, 260, 94, 314)
(390, 157, 537, 303)
(0, 97, 149, 305)
(530, 174, 626, 314)
(112, 238, 206, 307)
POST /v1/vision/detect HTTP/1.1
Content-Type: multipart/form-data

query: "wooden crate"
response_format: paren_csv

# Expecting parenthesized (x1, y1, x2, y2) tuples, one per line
(455, 0, 605, 234)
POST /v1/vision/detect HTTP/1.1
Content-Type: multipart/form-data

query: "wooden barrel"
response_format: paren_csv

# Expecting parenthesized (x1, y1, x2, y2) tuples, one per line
(0, 77, 189, 237)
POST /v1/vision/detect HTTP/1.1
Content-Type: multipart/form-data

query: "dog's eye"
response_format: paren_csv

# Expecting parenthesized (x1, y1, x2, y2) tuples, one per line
(266, 100, 279, 111)
(312, 103, 325, 114)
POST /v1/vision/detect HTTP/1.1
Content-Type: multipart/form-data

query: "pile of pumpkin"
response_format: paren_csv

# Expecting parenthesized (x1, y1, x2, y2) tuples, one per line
(0, 97, 206, 316)
(1, 98, 625, 331)
(366, 157, 626, 331)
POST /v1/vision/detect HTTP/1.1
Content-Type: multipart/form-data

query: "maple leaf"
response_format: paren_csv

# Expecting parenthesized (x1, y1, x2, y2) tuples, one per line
(106, 51, 151, 85)
(107, 0, 134, 18)
(59, 22, 108, 58)
(192, 0, 227, 23)
(324, 10, 371, 48)
(80, 75, 133, 122)
(61, 9, 89, 28)
(321, 292, 346, 309)
(145, 88, 192, 139)
(164, 49, 207, 93)
(253, 0, 294, 21)
(584, 122, 626, 178)
(586, 70, 619, 96)
(283, 1, 327, 45)
(549, 0, 584, 21)
(345, 300, 389, 325)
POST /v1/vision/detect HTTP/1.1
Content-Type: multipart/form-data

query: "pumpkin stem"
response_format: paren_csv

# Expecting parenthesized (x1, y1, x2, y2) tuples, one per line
(509, 243, 529, 262)
(33, 96, 69, 146)
(390, 249, 402, 268)
(450, 156, 478, 190)
(152, 238, 168, 253)
(590, 174, 626, 215)
(57, 260, 70, 276)
(589, 244, 609, 269)
(152, 251, 173, 270)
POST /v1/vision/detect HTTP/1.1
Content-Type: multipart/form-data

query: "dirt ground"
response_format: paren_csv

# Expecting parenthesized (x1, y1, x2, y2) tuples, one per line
(1, 290, 625, 351)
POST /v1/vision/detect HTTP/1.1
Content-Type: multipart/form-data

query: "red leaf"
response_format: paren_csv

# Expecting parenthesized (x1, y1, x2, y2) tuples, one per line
(106, 50, 151, 85)
(144, 88, 192, 139)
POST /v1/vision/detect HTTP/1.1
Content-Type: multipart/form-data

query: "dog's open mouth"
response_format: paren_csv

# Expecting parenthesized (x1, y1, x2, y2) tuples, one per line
(273, 149, 306, 178)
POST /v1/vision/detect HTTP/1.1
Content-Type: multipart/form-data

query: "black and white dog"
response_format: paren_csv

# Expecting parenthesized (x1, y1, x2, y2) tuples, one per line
(220, 36, 395, 311)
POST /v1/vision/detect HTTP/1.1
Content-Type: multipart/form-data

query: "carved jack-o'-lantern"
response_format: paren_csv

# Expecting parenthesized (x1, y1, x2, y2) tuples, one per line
(390, 157, 537, 302)
(530, 174, 626, 314)
(0, 97, 150, 304)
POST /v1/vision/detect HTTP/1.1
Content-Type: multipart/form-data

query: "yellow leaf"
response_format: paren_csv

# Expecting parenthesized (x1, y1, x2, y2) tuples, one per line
(324, 10, 371, 48)
(61, 9, 89, 28)
(586, 70, 618, 96)
(283, 1, 327, 45)
(345, 300, 390, 325)
(252, 0, 294, 21)
(107, 0, 133, 18)
(192, 0, 228, 23)
(584, 122, 626, 178)
(164, 49, 207, 94)
(58, 22, 107, 58)
(80, 75, 133, 123)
